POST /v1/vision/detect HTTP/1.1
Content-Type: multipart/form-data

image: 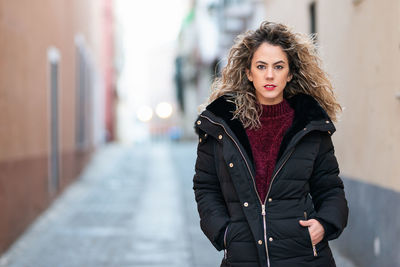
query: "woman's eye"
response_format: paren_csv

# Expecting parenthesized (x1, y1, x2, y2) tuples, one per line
(275, 65, 283, 70)
(256, 65, 266, 69)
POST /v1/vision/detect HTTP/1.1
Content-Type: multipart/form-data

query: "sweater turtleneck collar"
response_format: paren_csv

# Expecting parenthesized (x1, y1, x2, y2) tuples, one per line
(261, 98, 292, 118)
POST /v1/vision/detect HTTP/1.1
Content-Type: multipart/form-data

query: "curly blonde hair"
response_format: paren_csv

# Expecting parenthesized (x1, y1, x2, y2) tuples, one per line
(207, 21, 341, 129)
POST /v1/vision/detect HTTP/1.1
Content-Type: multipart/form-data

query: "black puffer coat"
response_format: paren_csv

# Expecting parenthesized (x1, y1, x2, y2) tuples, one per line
(193, 93, 348, 267)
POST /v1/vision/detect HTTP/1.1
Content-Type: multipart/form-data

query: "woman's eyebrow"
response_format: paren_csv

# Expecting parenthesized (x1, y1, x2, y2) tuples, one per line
(255, 60, 286, 65)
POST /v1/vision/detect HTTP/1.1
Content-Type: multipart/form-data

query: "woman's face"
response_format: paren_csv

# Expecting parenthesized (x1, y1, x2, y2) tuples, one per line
(246, 42, 292, 105)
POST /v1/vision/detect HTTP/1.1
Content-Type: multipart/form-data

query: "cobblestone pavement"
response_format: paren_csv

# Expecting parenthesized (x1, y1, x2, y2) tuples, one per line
(0, 142, 356, 267)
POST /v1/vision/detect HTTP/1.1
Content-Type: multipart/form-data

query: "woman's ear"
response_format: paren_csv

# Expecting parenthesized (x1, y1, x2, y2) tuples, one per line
(287, 73, 293, 82)
(246, 69, 253, 82)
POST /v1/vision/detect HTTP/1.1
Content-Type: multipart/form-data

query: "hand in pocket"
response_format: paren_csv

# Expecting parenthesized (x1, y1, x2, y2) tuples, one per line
(298, 219, 325, 245)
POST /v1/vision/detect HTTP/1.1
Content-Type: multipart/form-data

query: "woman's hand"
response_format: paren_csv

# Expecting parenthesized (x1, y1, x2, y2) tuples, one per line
(299, 219, 325, 245)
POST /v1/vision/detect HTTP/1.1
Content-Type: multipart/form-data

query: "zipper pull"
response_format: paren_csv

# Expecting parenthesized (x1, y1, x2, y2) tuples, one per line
(262, 204, 266, 216)
(304, 211, 307, 220)
(312, 245, 318, 256)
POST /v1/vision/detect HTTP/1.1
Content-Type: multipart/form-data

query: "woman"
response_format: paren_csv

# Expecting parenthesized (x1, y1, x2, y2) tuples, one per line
(193, 21, 348, 267)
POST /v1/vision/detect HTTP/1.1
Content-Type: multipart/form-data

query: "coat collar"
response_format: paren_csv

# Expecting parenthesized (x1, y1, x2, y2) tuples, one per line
(203, 93, 335, 162)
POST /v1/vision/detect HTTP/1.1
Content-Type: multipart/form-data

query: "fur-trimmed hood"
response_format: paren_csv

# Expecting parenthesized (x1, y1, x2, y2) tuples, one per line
(197, 93, 336, 164)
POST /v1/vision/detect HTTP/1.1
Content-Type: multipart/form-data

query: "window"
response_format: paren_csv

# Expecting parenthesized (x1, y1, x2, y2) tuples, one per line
(309, 1, 317, 40)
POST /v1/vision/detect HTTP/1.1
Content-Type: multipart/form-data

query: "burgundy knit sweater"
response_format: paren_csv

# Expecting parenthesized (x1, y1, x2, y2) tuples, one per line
(245, 99, 294, 203)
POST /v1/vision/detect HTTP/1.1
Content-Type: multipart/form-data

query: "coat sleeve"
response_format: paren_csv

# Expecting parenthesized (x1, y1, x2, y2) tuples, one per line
(193, 133, 230, 251)
(309, 132, 349, 241)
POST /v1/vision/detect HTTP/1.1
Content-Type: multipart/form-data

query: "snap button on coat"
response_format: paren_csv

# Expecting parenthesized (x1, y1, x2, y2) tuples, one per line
(243, 202, 249, 207)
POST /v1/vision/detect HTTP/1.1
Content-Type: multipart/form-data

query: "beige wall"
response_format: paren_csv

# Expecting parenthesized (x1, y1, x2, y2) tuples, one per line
(0, 0, 108, 253)
(263, 0, 400, 192)
(0, 0, 104, 161)
(264, 0, 311, 32)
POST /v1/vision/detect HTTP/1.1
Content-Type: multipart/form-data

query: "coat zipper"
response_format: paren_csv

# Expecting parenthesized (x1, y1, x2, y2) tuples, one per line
(261, 204, 267, 264)
(304, 211, 318, 257)
(263, 148, 294, 267)
(199, 114, 296, 267)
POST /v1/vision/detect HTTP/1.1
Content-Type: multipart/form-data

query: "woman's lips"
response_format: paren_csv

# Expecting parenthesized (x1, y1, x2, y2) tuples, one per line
(264, 84, 276, 91)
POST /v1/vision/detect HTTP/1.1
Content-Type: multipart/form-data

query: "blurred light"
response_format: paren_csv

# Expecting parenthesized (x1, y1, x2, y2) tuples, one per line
(137, 106, 153, 122)
(155, 102, 173, 119)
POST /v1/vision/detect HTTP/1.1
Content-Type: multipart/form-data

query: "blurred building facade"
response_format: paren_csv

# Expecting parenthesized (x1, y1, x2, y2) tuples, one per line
(0, 0, 115, 254)
(175, 0, 266, 138)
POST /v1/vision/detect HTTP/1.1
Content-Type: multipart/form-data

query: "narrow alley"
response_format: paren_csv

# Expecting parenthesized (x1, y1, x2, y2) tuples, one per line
(1, 1, 399, 266)
(0, 142, 221, 267)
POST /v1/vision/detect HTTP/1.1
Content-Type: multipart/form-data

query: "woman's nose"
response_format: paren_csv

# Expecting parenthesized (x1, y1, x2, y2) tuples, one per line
(265, 67, 274, 79)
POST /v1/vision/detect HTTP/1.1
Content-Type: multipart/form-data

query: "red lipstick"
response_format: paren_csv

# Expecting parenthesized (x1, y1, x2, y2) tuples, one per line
(264, 84, 276, 91)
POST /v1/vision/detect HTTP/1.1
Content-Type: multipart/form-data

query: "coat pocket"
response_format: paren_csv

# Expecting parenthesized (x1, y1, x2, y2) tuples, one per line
(223, 223, 230, 249)
(223, 223, 230, 260)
